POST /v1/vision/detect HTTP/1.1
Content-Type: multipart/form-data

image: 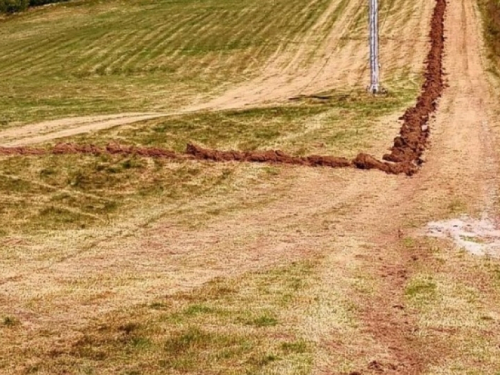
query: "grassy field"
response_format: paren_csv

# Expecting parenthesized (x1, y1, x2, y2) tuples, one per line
(0, 87, 417, 238)
(480, 0, 500, 70)
(2, 261, 320, 374)
(0, 0, 338, 126)
(0, 0, 428, 127)
(0, 0, 442, 373)
(2, 0, 500, 375)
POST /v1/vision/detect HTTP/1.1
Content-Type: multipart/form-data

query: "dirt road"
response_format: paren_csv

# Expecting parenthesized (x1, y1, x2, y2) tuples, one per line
(0, 113, 166, 147)
(1, 0, 500, 373)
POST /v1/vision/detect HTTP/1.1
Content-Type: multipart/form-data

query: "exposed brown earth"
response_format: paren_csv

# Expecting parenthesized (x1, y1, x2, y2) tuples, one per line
(382, 0, 445, 165)
(186, 143, 353, 168)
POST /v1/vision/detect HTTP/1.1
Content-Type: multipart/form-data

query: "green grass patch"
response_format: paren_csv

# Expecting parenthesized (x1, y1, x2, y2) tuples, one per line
(479, 0, 500, 70)
(1, 316, 20, 327)
(0, 84, 415, 237)
(75, 87, 416, 156)
(405, 276, 437, 303)
(0, 152, 262, 235)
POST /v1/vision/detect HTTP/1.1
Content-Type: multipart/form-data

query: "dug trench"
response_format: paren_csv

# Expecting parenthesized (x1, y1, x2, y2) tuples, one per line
(0, 0, 446, 176)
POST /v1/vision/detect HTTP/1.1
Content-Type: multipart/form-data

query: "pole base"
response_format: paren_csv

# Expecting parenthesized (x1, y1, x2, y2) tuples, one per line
(368, 84, 380, 94)
(368, 85, 387, 95)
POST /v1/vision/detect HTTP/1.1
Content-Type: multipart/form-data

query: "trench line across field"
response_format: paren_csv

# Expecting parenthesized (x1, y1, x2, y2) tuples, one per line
(0, 0, 446, 176)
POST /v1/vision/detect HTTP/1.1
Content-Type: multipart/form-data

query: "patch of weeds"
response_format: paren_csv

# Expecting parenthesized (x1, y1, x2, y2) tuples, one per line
(289, 276, 304, 291)
(281, 340, 307, 354)
(460, 235, 485, 244)
(487, 263, 500, 289)
(149, 302, 169, 310)
(119, 323, 140, 334)
(121, 157, 145, 170)
(108, 105, 322, 152)
(493, 267, 500, 281)
(24, 365, 40, 373)
(0, 175, 37, 194)
(247, 314, 278, 327)
(447, 199, 467, 214)
(39, 167, 56, 177)
(263, 166, 281, 176)
(79, 366, 95, 375)
(249, 353, 279, 367)
(402, 237, 416, 248)
(30, 262, 316, 373)
(37, 206, 85, 225)
(164, 327, 212, 353)
(130, 337, 152, 350)
(2, 316, 19, 327)
(405, 276, 437, 303)
(162, 327, 250, 371)
(183, 304, 215, 316)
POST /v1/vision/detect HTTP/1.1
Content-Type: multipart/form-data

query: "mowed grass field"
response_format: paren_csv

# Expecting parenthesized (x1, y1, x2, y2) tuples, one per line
(0, 0, 446, 373)
(0, 0, 429, 240)
(0, 0, 430, 127)
(0, 0, 337, 126)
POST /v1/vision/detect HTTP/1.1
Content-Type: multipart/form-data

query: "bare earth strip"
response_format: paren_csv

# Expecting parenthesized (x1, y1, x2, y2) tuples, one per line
(0, 113, 167, 147)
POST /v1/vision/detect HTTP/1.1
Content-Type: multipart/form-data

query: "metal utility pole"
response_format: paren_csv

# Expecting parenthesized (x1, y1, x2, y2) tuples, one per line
(369, 0, 380, 93)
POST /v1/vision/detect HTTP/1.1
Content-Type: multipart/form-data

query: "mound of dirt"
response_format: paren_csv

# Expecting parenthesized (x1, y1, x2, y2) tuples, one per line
(381, 0, 445, 165)
(186, 143, 352, 168)
(353, 153, 417, 176)
(0, 146, 45, 155)
(106, 143, 179, 159)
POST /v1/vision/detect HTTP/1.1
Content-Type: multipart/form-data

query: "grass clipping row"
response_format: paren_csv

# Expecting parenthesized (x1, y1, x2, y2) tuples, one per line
(0, 0, 446, 176)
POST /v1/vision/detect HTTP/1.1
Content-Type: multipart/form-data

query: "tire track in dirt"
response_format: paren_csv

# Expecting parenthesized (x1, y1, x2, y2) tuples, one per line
(0, 113, 166, 147)
(0, 0, 446, 177)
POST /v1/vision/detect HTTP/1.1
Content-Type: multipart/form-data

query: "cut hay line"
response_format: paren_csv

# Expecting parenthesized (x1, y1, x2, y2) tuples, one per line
(4, 0, 324, 78)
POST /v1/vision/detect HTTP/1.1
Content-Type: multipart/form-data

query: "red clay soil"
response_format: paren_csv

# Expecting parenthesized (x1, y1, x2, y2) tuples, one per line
(51, 142, 182, 159)
(0, 0, 446, 176)
(0, 146, 45, 156)
(0, 142, 187, 160)
(381, 0, 445, 166)
(186, 143, 352, 168)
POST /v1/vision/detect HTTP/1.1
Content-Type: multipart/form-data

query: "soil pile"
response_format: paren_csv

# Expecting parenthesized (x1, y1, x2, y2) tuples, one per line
(380, 0, 445, 165)
(186, 143, 352, 168)
(0, 146, 45, 155)
(52, 143, 183, 159)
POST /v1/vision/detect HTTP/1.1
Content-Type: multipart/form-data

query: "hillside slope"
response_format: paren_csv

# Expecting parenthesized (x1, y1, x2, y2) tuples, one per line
(1, 0, 500, 374)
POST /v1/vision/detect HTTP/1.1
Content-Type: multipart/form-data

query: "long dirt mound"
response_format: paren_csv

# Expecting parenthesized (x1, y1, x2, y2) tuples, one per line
(0, 0, 446, 176)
